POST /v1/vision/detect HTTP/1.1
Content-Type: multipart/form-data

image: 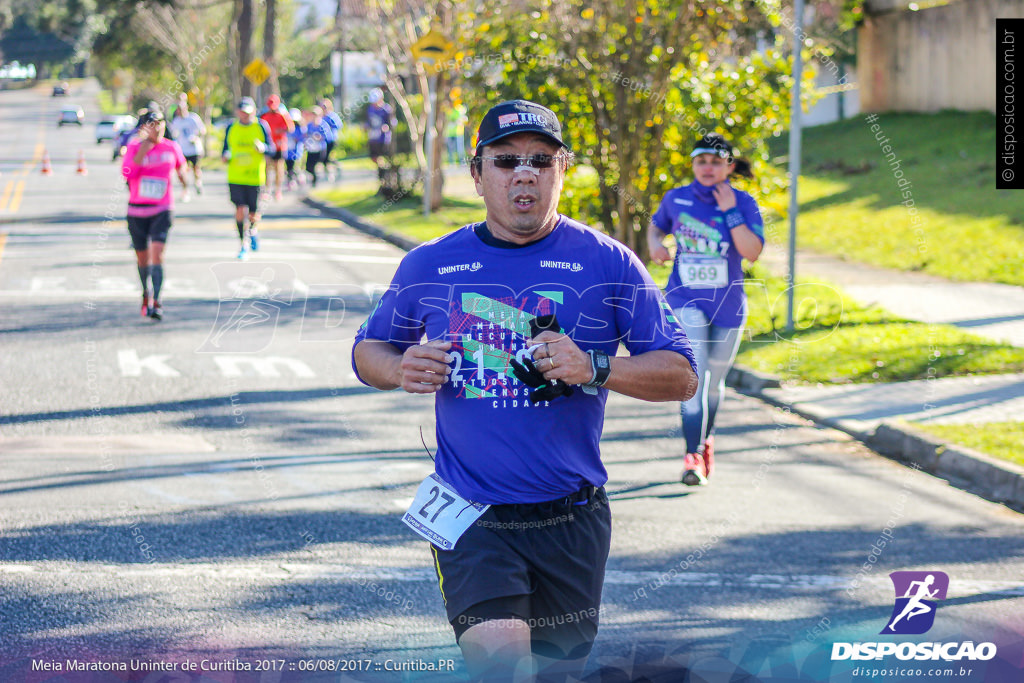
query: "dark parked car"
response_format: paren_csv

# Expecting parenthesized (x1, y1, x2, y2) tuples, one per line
(58, 106, 84, 126)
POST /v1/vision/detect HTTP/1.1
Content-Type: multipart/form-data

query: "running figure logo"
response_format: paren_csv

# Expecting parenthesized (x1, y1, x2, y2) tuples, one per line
(881, 571, 949, 635)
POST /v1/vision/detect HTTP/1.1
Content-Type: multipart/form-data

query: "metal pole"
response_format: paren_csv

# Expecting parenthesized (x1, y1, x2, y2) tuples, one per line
(333, 0, 345, 116)
(786, 0, 805, 332)
(423, 73, 437, 217)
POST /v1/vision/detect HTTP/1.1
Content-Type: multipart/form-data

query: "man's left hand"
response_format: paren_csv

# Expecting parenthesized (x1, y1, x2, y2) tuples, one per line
(528, 332, 592, 385)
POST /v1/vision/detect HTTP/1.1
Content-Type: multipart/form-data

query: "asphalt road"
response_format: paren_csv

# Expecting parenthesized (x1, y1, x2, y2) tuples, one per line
(1, 82, 1023, 683)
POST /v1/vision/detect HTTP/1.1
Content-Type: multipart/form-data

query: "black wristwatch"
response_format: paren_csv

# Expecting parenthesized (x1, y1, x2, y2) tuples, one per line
(584, 349, 612, 388)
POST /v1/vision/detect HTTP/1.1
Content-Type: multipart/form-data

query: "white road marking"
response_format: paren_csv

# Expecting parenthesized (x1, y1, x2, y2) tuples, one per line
(0, 285, 384, 300)
(1, 562, 1022, 597)
(213, 355, 316, 378)
(118, 349, 181, 377)
(4, 248, 402, 264)
(30, 276, 67, 291)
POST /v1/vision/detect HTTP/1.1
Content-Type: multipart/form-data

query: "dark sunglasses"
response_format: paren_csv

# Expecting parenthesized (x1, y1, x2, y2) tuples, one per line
(478, 153, 559, 169)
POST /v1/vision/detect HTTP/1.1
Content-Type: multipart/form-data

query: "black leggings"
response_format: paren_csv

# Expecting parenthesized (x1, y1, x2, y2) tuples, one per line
(305, 151, 323, 184)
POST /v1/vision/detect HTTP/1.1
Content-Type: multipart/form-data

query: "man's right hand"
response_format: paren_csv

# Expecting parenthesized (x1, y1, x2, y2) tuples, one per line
(397, 340, 452, 394)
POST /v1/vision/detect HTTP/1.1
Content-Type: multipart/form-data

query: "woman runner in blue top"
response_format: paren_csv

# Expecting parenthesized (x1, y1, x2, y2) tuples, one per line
(648, 133, 765, 486)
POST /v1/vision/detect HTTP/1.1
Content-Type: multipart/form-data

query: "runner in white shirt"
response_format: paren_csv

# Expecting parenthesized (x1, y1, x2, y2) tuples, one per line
(168, 94, 207, 200)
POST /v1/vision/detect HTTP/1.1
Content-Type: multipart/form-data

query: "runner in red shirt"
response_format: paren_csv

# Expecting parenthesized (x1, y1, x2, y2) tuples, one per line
(259, 94, 294, 201)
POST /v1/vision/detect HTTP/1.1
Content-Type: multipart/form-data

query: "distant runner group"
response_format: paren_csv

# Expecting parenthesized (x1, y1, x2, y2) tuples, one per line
(120, 90, 377, 320)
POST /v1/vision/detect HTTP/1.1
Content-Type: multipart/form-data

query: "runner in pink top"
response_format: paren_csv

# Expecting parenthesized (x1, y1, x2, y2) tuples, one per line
(121, 109, 187, 321)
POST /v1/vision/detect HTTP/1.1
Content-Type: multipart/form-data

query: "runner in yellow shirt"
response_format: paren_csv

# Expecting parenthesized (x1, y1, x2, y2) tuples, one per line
(221, 97, 272, 259)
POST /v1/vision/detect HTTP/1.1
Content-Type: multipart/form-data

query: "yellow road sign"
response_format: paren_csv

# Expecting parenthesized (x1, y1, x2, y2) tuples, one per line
(243, 59, 271, 86)
(411, 30, 454, 73)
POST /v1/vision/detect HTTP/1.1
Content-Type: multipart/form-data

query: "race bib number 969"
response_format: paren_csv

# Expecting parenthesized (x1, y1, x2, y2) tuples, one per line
(678, 254, 728, 289)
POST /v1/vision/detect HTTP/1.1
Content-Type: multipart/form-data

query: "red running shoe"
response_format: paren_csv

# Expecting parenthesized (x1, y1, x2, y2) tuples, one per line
(702, 435, 715, 479)
(140, 293, 150, 318)
(681, 452, 708, 486)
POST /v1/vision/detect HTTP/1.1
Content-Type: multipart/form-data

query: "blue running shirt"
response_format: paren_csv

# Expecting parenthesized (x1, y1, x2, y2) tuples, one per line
(353, 216, 695, 504)
(652, 181, 764, 328)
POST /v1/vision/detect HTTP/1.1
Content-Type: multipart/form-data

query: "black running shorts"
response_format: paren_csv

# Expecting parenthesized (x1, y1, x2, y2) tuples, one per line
(127, 210, 172, 251)
(431, 486, 611, 660)
(228, 183, 260, 213)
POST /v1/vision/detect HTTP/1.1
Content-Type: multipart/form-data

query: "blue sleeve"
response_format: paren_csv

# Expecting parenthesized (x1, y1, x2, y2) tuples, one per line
(615, 248, 697, 373)
(739, 193, 765, 243)
(651, 193, 673, 234)
(259, 120, 274, 154)
(322, 120, 337, 142)
(222, 123, 233, 155)
(351, 260, 427, 386)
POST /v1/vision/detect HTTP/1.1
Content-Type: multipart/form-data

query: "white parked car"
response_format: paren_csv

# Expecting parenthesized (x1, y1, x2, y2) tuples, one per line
(95, 115, 137, 143)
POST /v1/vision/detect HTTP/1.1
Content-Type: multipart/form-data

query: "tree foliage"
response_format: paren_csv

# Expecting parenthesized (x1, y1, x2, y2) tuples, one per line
(457, 0, 797, 257)
(361, 0, 464, 210)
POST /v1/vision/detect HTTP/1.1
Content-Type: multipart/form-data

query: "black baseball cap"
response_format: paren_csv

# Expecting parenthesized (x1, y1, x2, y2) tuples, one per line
(138, 109, 164, 126)
(475, 100, 568, 153)
(691, 133, 733, 159)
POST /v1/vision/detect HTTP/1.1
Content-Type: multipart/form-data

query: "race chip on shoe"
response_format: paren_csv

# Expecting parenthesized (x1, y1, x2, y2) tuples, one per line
(509, 313, 574, 404)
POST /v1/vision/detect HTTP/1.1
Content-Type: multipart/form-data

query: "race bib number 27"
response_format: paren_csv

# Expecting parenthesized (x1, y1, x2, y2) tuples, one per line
(402, 474, 489, 550)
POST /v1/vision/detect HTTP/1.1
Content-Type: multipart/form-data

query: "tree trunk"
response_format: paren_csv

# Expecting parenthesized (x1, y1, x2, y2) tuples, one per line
(263, 0, 279, 96)
(228, 1, 240, 104)
(430, 127, 445, 211)
(237, 0, 254, 98)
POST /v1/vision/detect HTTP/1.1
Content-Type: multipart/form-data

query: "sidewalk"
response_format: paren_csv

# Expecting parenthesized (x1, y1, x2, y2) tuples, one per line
(759, 244, 1024, 347)
(303, 187, 1024, 512)
(741, 244, 1024, 511)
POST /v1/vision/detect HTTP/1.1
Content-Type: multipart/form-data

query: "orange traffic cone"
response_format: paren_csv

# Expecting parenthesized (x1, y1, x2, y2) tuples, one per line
(76, 150, 88, 176)
(41, 150, 53, 176)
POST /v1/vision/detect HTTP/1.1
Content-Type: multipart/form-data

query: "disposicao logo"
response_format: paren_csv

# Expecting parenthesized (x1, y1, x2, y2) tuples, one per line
(831, 570, 997, 663)
(882, 570, 949, 635)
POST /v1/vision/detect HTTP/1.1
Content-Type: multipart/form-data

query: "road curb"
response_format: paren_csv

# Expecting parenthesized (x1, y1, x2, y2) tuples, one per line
(727, 365, 1024, 512)
(302, 195, 420, 253)
(870, 422, 1024, 511)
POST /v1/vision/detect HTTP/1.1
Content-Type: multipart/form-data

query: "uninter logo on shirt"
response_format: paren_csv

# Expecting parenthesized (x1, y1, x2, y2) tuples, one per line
(540, 260, 583, 272)
(438, 262, 483, 276)
(673, 198, 694, 206)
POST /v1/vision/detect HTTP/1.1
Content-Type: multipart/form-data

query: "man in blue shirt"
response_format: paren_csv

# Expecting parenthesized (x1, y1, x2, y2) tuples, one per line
(319, 97, 342, 181)
(352, 100, 697, 682)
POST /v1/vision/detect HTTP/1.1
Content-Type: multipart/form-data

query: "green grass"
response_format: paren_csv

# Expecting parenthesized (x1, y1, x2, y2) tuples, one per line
(338, 156, 379, 172)
(732, 264, 1024, 384)
(313, 181, 1024, 385)
(769, 111, 1024, 286)
(312, 182, 486, 244)
(95, 90, 122, 116)
(911, 422, 1024, 469)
